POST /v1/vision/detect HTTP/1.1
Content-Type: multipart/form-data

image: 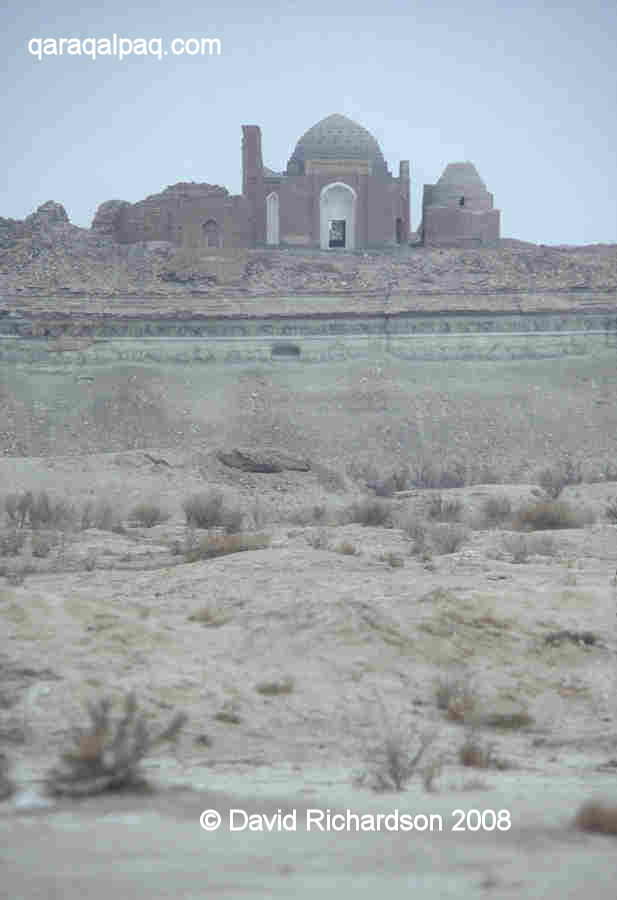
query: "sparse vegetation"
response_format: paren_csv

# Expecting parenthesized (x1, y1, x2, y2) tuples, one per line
(479, 495, 512, 528)
(605, 497, 617, 524)
(430, 523, 469, 554)
(435, 673, 477, 723)
(31, 533, 53, 558)
(187, 606, 232, 627)
(458, 731, 507, 770)
(182, 490, 243, 533)
(45, 692, 187, 797)
(255, 677, 295, 696)
(129, 501, 169, 528)
(0, 753, 14, 800)
(345, 497, 392, 527)
(376, 551, 404, 567)
(537, 457, 583, 499)
(80, 498, 116, 531)
(364, 723, 438, 793)
(305, 528, 330, 550)
(426, 494, 464, 523)
(413, 458, 467, 490)
(0, 529, 26, 556)
(335, 540, 360, 555)
(184, 532, 271, 562)
(513, 500, 594, 531)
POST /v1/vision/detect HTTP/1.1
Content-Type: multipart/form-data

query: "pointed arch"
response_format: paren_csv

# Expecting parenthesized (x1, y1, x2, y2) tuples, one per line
(319, 182, 357, 250)
(266, 192, 279, 246)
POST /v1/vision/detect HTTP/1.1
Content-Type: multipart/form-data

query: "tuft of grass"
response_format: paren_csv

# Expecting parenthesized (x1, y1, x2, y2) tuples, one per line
(336, 541, 360, 556)
(45, 692, 187, 797)
(187, 606, 232, 627)
(513, 500, 594, 531)
(255, 677, 295, 696)
(182, 490, 243, 533)
(573, 799, 617, 836)
(376, 551, 404, 568)
(184, 533, 271, 562)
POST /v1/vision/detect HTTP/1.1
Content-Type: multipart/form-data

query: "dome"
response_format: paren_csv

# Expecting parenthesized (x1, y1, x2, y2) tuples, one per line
(287, 114, 388, 174)
(426, 162, 491, 208)
(436, 162, 487, 191)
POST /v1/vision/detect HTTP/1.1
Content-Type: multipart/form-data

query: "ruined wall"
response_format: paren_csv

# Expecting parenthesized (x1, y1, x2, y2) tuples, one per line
(104, 183, 252, 249)
(422, 207, 500, 247)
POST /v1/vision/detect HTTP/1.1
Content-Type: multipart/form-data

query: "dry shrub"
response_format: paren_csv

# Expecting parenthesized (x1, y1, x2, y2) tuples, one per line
(336, 541, 359, 555)
(255, 677, 295, 696)
(376, 551, 404, 568)
(513, 500, 594, 531)
(537, 457, 583, 499)
(364, 723, 438, 793)
(130, 502, 169, 528)
(187, 606, 232, 627)
(0, 529, 26, 556)
(31, 533, 53, 558)
(305, 528, 330, 550)
(501, 534, 529, 563)
(574, 799, 617, 836)
(346, 497, 392, 527)
(426, 494, 464, 523)
(80, 499, 116, 531)
(480, 495, 512, 528)
(400, 516, 427, 555)
(182, 490, 243, 533)
(0, 753, 14, 800)
(430, 523, 469, 554)
(413, 458, 467, 489)
(435, 673, 477, 723)
(7, 490, 75, 530)
(458, 730, 509, 770)
(605, 497, 617, 524)
(184, 532, 270, 562)
(45, 692, 187, 797)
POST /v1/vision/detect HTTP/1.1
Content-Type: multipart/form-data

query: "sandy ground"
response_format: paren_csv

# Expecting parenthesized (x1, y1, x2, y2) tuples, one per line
(2, 351, 617, 897)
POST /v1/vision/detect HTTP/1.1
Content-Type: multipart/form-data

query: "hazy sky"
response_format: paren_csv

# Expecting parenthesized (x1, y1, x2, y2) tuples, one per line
(3, 0, 616, 244)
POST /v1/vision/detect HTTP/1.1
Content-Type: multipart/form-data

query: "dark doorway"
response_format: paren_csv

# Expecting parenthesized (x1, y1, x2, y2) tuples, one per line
(329, 219, 346, 248)
(395, 217, 403, 244)
(459, 196, 465, 207)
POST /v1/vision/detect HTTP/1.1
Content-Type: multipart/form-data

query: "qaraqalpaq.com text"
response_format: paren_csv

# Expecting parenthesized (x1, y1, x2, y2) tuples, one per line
(28, 36, 221, 61)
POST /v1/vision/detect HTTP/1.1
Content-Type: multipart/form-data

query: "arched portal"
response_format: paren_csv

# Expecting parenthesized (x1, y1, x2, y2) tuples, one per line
(202, 219, 220, 248)
(320, 182, 356, 250)
(266, 192, 279, 245)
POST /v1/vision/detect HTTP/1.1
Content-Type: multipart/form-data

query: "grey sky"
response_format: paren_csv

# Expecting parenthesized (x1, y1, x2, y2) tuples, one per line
(3, 0, 616, 244)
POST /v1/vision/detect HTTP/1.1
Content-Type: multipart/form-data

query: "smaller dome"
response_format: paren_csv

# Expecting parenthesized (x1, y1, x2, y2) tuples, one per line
(436, 162, 487, 191)
(427, 162, 491, 208)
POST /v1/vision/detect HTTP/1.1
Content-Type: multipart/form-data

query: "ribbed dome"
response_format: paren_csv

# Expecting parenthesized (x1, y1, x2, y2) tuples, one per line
(287, 114, 387, 174)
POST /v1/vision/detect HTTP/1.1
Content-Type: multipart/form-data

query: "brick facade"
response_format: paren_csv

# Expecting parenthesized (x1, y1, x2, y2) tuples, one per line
(95, 117, 498, 251)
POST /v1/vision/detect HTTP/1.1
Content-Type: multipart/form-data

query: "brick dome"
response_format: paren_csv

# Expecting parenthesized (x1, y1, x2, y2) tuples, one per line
(287, 114, 387, 174)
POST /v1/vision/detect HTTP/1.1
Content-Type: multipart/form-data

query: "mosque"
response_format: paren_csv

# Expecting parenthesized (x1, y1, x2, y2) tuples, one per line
(95, 114, 500, 250)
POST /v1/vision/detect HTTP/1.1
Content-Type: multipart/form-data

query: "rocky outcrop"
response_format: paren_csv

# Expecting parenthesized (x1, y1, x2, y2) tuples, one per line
(25, 201, 69, 231)
(216, 447, 311, 473)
